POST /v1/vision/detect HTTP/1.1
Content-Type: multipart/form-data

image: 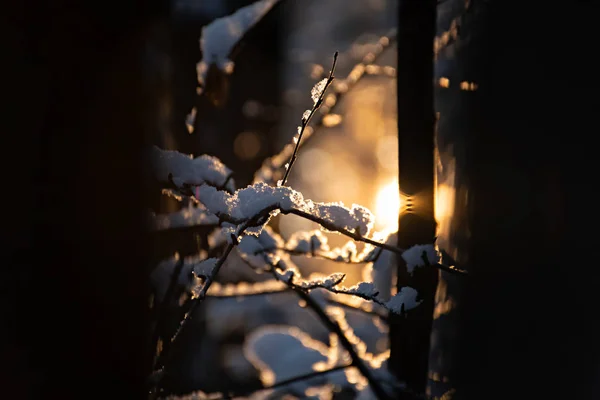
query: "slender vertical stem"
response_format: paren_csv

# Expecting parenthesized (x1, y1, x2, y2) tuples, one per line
(281, 52, 338, 187)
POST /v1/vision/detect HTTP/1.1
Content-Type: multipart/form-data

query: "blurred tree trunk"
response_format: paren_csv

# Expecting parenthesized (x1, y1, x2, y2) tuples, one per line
(389, 0, 438, 395)
(429, 1, 600, 399)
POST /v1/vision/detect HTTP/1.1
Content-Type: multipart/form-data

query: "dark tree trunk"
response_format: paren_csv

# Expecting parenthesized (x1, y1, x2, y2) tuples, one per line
(389, 0, 438, 395)
(4, 1, 168, 398)
(430, 1, 600, 399)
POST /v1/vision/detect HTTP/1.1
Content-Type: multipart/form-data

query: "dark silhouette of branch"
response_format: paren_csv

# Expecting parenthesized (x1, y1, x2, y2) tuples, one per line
(281, 51, 338, 187)
(168, 243, 235, 344)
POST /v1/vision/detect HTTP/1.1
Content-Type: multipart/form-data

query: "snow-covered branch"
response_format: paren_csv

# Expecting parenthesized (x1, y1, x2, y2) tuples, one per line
(194, 182, 466, 274)
(196, 0, 281, 101)
(195, 181, 375, 238)
(270, 264, 421, 316)
(150, 145, 235, 194)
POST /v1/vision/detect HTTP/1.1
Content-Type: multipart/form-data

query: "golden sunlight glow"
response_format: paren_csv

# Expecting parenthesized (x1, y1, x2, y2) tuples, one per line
(374, 179, 401, 232)
(435, 184, 455, 223)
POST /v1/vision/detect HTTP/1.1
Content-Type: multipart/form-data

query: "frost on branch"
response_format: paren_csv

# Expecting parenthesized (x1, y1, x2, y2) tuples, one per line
(302, 109, 311, 123)
(311, 78, 328, 104)
(150, 146, 234, 192)
(148, 203, 218, 231)
(401, 243, 441, 274)
(196, 0, 280, 92)
(195, 182, 375, 237)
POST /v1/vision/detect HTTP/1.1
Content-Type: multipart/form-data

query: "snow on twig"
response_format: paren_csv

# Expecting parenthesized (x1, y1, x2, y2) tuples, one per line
(195, 182, 375, 239)
(150, 145, 235, 192)
(235, 228, 419, 316)
(401, 244, 442, 274)
(280, 51, 338, 187)
(196, 0, 281, 93)
(193, 184, 454, 274)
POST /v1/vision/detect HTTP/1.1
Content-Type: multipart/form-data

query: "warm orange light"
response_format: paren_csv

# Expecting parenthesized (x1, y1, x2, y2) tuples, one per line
(435, 184, 455, 223)
(374, 179, 401, 232)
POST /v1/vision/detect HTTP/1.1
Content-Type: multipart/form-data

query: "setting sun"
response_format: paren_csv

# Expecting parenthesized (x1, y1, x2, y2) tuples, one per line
(374, 179, 401, 232)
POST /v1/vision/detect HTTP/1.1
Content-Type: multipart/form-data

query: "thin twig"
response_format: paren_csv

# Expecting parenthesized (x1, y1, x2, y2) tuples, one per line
(168, 243, 234, 347)
(281, 51, 338, 187)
